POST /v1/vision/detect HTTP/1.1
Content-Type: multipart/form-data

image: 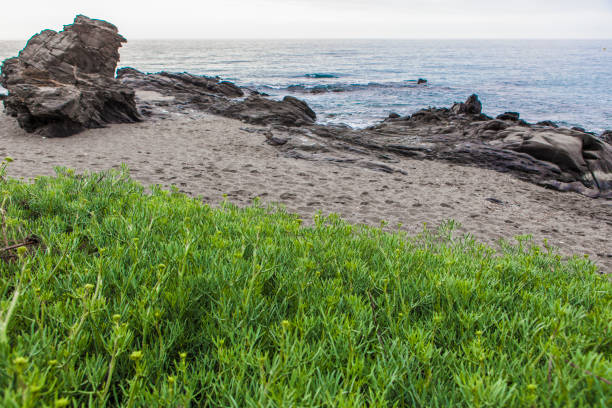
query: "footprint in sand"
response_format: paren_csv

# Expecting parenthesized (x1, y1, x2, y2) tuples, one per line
(280, 192, 297, 200)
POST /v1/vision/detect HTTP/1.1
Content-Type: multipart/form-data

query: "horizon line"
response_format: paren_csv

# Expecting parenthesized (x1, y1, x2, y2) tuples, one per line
(1, 37, 612, 42)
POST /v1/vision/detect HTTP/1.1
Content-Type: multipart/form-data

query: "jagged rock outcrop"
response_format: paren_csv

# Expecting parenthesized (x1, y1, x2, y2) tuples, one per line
(0, 15, 139, 137)
(117, 68, 316, 126)
(450, 94, 482, 115)
(602, 130, 612, 145)
(263, 95, 612, 198)
(114, 65, 611, 198)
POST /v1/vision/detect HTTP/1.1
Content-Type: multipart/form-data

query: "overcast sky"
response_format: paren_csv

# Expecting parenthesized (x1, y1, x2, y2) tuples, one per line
(1, 0, 612, 40)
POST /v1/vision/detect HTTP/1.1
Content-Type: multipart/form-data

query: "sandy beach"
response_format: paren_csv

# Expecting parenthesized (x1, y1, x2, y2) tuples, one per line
(2, 110, 611, 273)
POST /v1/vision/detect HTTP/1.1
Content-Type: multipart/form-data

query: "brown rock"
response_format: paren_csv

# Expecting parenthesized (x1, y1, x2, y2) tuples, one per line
(0, 15, 140, 137)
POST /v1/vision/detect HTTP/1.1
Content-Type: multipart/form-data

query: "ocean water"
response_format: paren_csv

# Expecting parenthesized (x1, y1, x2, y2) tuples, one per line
(1, 39, 611, 132)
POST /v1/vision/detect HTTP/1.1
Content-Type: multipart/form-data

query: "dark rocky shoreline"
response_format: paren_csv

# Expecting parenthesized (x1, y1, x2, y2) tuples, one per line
(1, 15, 611, 199)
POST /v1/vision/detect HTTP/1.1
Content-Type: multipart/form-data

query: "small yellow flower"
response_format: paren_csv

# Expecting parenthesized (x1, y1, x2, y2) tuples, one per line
(168, 375, 176, 384)
(84, 284, 94, 291)
(48, 359, 58, 367)
(130, 351, 143, 361)
(476, 331, 483, 337)
(281, 320, 291, 330)
(527, 384, 538, 391)
(179, 352, 187, 360)
(13, 356, 28, 371)
(29, 384, 43, 393)
(55, 398, 70, 408)
(17, 246, 27, 257)
(112, 314, 121, 323)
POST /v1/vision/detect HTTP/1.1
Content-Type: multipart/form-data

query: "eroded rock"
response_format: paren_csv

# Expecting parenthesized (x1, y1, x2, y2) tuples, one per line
(0, 15, 140, 137)
(293, 95, 612, 198)
(118, 68, 315, 127)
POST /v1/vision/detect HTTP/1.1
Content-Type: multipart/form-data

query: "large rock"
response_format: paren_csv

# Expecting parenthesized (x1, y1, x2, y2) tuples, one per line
(451, 94, 483, 115)
(0, 15, 140, 137)
(279, 94, 612, 198)
(218, 95, 316, 126)
(117, 68, 316, 127)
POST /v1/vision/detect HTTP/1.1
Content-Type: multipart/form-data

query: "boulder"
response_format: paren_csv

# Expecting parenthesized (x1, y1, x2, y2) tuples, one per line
(601, 130, 612, 144)
(450, 94, 482, 115)
(417, 78, 428, 84)
(216, 95, 316, 127)
(0, 15, 140, 137)
(536, 120, 558, 128)
(497, 112, 520, 121)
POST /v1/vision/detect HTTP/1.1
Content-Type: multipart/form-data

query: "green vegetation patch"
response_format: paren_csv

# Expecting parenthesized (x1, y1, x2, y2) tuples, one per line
(0, 162, 610, 407)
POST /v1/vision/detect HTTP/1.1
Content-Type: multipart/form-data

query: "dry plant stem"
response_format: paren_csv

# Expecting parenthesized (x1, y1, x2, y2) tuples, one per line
(566, 360, 612, 385)
(0, 241, 36, 253)
(1, 198, 8, 248)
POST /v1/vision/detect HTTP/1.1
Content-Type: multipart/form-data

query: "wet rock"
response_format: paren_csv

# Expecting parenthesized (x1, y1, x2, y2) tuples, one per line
(118, 68, 315, 127)
(497, 112, 520, 121)
(118, 66, 612, 198)
(0, 15, 140, 137)
(216, 95, 316, 126)
(117, 68, 244, 99)
(450, 94, 482, 115)
(417, 78, 428, 84)
(536, 120, 558, 128)
(299, 97, 612, 198)
(600, 130, 612, 144)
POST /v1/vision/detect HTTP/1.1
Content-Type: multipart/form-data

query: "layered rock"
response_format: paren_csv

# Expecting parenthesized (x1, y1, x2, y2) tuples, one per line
(117, 68, 316, 126)
(119, 67, 612, 198)
(0, 15, 139, 137)
(269, 95, 612, 198)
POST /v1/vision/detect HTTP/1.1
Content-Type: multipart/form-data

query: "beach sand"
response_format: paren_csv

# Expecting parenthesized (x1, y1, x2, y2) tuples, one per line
(1, 111, 611, 272)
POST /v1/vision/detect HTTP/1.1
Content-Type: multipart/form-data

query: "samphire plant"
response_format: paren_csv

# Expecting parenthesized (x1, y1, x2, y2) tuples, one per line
(0, 161, 610, 407)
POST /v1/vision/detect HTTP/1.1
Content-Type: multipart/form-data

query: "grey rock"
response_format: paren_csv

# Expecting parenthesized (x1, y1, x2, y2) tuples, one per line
(451, 94, 482, 115)
(118, 68, 315, 127)
(117, 66, 612, 198)
(302, 98, 612, 198)
(536, 120, 558, 128)
(497, 112, 520, 121)
(0, 15, 140, 137)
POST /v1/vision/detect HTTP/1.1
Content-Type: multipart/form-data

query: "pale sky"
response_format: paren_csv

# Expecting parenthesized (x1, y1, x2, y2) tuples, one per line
(1, 0, 612, 39)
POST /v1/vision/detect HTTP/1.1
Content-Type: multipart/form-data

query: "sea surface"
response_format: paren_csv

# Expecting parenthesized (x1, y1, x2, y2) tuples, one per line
(1, 39, 611, 132)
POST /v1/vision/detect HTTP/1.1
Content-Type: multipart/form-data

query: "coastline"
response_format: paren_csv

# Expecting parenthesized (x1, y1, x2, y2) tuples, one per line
(2, 110, 610, 273)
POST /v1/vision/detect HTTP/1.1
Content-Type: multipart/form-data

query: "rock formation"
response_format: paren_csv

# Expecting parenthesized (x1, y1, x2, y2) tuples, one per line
(118, 68, 612, 198)
(0, 15, 140, 137)
(450, 94, 482, 115)
(7, 15, 606, 198)
(117, 68, 316, 126)
(278, 95, 612, 198)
